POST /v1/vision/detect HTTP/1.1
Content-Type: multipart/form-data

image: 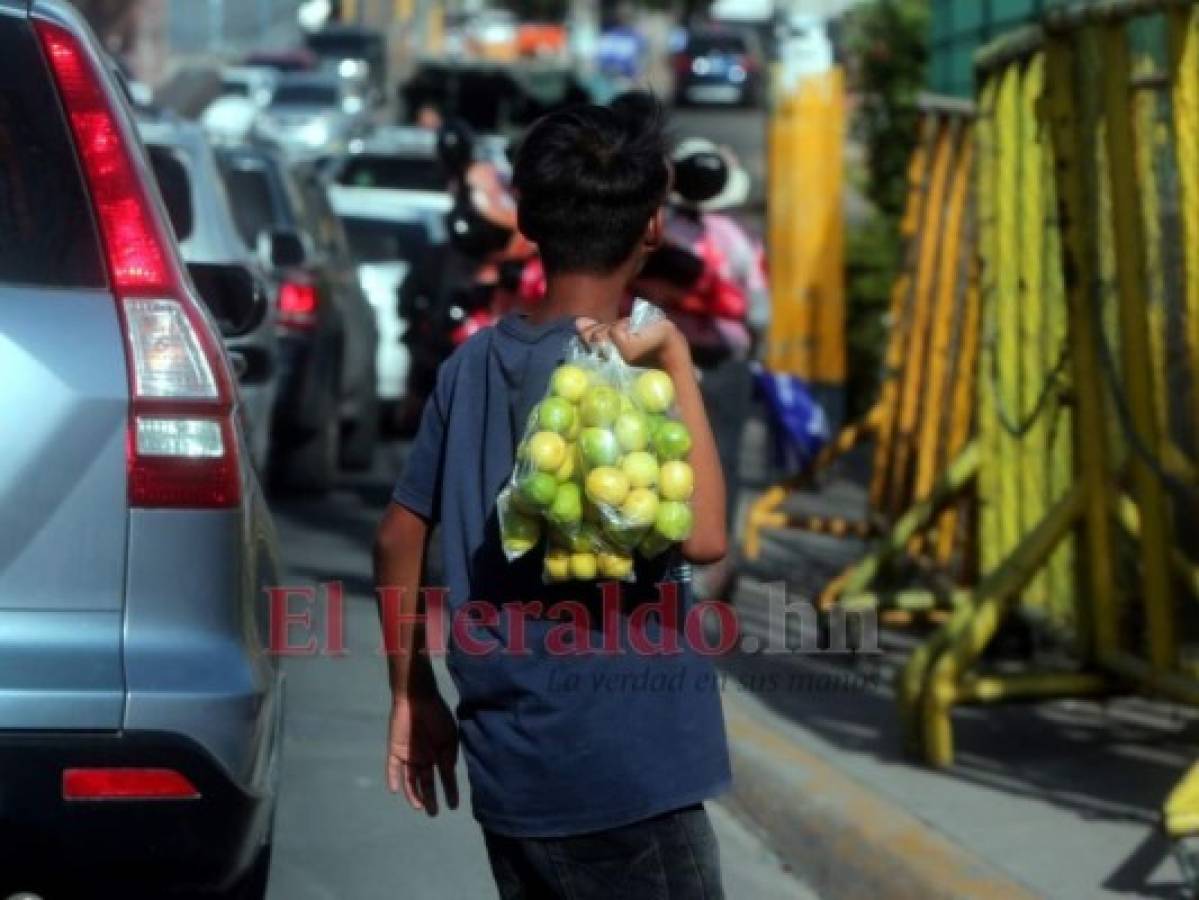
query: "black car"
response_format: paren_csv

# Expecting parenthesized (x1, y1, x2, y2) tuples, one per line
(218, 144, 379, 492)
(672, 27, 764, 107)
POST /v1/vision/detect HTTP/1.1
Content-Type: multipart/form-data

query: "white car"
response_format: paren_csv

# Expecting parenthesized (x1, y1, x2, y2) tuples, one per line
(329, 173, 448, 410)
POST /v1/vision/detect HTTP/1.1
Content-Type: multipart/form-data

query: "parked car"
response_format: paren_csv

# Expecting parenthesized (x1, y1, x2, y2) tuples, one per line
(672, 26, 764, 107)
(0, 3, 280, 896)
(138, 116, 278, 474)
(255, 72, 368, 158)
(331, 183, 447, 432)
(218, 145, 379, 490)
(304, 23, 386, 107)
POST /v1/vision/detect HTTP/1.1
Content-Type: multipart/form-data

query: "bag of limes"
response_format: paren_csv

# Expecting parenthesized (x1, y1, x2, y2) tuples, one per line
(498, 301, 695, 582)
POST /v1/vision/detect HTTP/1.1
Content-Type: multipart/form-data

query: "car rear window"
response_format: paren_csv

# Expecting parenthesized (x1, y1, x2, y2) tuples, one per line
(272, 83, 338, 106)
(341, 216, 433, 264)
(0, 15, 104, 287)
(218, 160, 280, 248)
(336, 154, 445, 191)
(306, 33, 379, 58)
(688, 33, 749, 54)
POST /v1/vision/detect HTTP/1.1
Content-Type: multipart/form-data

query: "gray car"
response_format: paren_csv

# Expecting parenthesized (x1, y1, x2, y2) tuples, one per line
(0, 2, 282, 896)
(138, 114, 279, 474)
(255, 71, 369, 159)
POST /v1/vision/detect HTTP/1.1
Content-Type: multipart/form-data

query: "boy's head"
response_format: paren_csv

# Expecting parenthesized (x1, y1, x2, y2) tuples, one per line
(513, 95, 670, 276)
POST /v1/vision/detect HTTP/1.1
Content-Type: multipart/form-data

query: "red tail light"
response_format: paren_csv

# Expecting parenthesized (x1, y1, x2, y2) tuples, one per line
(37, 19, 241, 509)
(673, 54, 692, 76)
(278, 280, 319, 330)
(738, 54, 759, 73)
(63, 768, 201, 801)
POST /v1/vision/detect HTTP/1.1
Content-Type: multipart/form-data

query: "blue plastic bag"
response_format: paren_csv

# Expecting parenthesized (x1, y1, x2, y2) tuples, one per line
(751, 364, 830, 473)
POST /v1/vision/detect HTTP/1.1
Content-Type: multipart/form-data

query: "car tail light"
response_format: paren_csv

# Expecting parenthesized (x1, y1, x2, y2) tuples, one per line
(673, 54, 692, 76)
(63, 768, 201, 801)
(37, 19, 241, 509)
(278, 280, 319, 330)
(739, 54, 759, 73)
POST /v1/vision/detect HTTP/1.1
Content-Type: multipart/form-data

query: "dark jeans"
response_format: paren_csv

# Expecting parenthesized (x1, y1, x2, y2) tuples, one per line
(697, 356, 754, 532)
(484, 804, 725, 900)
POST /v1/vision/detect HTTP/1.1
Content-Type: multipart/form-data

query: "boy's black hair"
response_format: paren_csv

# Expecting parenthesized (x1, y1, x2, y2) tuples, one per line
(513, 96, 670, 275)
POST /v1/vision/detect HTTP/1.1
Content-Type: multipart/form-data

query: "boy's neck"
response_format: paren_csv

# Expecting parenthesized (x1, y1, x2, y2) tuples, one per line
(533, 270, 629, 324)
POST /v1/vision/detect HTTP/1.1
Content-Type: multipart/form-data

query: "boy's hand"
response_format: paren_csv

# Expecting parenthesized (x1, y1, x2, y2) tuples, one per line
(386, 692, 459, 816)
(576, 316, 690, 375)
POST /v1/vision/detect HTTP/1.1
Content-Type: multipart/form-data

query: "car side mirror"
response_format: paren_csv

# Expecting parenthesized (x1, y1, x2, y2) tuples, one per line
(257, 229, 307, 269)
(187, 262, 267, 338)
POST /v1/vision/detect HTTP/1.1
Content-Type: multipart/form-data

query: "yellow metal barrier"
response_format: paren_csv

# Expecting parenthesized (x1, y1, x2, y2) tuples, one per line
(881, 0, 1199, 877)
(745, 99, 979, 593)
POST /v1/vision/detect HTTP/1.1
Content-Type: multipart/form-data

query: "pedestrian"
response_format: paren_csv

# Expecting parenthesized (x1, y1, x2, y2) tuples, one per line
(374, 97, 731, 899)
(635, 139, 768, 563)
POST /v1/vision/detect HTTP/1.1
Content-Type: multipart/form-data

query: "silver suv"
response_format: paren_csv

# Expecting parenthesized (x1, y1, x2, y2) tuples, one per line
(0, 2, 281, 896)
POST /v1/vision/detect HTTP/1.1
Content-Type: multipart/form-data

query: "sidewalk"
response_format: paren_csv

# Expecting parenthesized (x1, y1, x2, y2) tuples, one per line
(723, 506, 1198, 898)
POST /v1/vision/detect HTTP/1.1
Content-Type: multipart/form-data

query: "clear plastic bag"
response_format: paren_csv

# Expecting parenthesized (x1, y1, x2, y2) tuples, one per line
(498, 301, 696, 582)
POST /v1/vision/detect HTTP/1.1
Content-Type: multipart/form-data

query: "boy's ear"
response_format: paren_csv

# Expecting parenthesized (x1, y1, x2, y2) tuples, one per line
(643, 208, 665, 252)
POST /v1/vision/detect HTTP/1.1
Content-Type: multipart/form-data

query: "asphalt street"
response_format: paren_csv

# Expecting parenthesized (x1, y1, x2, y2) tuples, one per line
(265, 442, 814, 899)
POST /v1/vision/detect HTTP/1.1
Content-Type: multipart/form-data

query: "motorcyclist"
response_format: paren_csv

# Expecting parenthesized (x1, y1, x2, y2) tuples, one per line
(633, 138, 769, 549)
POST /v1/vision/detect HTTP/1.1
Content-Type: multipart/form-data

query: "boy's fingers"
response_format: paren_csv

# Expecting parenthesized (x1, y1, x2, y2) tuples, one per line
(386, 753, 402, 794)
(437, 748, 460, 810)
(402, 764, 425, 811)
(575, 316, 597, 333)
(419, 767, 439, 817)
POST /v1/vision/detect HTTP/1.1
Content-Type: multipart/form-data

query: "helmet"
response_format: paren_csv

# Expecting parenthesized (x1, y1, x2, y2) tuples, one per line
(436, 118, 476, 180)
(671, 147, 729, 207)
(445, 188, 512, 260)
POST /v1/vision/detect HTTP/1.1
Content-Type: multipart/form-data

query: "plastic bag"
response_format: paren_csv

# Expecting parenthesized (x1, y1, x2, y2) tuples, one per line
(498, 300, 696, 582)
(751, 363, 830, 474)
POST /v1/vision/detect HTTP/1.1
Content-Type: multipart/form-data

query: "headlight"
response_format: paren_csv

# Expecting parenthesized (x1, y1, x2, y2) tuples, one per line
(691, 58, 710, 76)
(300, 119, 330, 146)
(729, 65, 747, 83)
(338, 58, 366, 78)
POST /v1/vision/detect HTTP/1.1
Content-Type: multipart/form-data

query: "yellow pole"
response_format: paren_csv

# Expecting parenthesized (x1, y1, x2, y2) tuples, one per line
(888, 118, 959, 519)
(975, 77, 1002, 577)
(935, 257, 982, 567)
(1098, 22, 1176, 672)
(869, 115, 936, 513)
(1017, 55, 1049, 613)
(1044, 34, 1117, 663)
(911, 131, 975, 550)
(994, 64, 1023, 572)
(1168, 6, 1199, 459)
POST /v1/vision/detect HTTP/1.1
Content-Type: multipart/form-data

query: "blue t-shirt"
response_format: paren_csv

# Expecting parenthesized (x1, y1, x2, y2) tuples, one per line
(393, 313, 730, 838)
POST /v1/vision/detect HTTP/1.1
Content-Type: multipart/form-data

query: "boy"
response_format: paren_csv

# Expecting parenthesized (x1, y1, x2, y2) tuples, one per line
(373, 99, 732, 899)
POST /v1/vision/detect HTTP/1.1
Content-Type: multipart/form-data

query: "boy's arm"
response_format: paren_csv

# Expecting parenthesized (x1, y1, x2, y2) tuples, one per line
(584, 317, 728, 564)
(374, 502, 459, 816)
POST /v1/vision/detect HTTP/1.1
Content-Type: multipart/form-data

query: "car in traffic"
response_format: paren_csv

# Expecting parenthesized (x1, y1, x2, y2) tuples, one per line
(329, 124, 451, 210)
(331, 180, 448, 434)
(672, 26, 764, 107)
(255, 71, 368, 158)
(218, 144, 379, 490)
(0, 2, 281, 896)
(138, 114, 279, 474)
(305, 23, 386, 107)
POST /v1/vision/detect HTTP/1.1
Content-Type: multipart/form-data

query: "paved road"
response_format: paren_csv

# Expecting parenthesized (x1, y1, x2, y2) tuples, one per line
(264, 444, 814, 899)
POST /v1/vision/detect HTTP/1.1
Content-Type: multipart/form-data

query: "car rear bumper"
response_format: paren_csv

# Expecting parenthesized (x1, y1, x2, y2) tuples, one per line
(0, 730, 272, 894)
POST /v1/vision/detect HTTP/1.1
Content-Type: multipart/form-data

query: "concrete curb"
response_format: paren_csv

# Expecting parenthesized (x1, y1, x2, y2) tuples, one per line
(723, 702, 1041, 900)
